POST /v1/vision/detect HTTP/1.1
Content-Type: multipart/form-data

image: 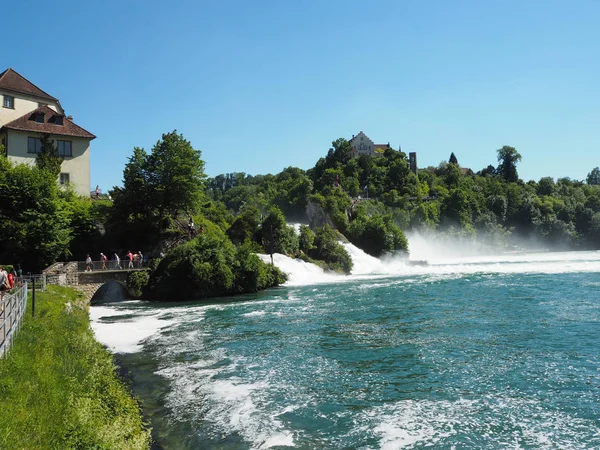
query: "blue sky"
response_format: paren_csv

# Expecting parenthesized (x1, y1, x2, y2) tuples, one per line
(3, 0, 599, 191)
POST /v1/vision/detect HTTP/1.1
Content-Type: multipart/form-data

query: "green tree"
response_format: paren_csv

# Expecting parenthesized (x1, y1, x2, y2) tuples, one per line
(497, 145, 522, 182)
(260, 207, 299, 261)
(449, 152, 458, 165)
(347, 215, 408, 257)
(298, 224, 315, 253)
(36, 134, 63, 177)
(145, 223, 286, 299)
(146, 131, 207, 225)
(0, 157, 71, 270)
(227, 205, 262, 244)
(537, 177, 555, 196)
(586, 167, 600, 186)
(108, 131, 207, 249)
(309, 225, 353, 273)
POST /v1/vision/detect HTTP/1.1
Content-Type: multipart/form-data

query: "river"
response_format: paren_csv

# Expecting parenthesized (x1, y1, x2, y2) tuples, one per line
(90, 241, 600, 449)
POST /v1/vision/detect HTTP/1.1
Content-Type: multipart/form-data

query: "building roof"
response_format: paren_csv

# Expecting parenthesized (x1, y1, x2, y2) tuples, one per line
(349, 131, 373, 143)
(0, 68, 58, 101)
(0, 105, 96, 139)
(374, 144, 391, 150)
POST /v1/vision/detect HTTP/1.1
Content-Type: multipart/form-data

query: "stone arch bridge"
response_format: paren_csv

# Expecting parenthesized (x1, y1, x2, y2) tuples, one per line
(43, 262, 145, 302)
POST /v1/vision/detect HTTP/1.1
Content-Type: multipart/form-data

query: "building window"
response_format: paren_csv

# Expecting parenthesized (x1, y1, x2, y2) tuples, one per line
(3, 95, 14, 109)
(28, 137, 42, 154)
(57, 140, 72, 157)
(53, 116, 64, 125)
(34, 113, 45, 123)
(59, 173, 70, 185)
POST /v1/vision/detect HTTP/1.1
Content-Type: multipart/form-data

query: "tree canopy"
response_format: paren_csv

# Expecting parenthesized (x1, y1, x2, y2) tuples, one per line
(587, 167, 600, 186)
(497, 145, 522, 182)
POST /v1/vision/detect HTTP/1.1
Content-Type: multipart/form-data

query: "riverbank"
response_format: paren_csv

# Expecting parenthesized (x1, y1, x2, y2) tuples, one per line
(0, 285, 151, 449)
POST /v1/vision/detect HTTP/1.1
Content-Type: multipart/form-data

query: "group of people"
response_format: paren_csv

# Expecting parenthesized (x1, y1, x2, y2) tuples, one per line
(85, 251, 144, 271)
(0, 265, 23, 300)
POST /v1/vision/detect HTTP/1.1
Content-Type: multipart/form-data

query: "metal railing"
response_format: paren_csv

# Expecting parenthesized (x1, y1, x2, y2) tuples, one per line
(77, 259, 146, 272)
(0, 283, 28, 358)
(21, 274, 46, 292)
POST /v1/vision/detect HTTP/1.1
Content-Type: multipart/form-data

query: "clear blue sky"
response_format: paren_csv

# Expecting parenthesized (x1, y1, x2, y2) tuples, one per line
(4, 0, 599, 191)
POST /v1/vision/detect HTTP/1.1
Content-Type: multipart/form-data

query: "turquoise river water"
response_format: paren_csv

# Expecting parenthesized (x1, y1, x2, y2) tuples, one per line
(90, 248, 600, 449)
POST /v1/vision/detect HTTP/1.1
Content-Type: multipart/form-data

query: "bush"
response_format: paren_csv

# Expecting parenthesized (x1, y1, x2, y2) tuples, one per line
(126, 270, 150, 298)
(260, 207, 299, 257)
(145, 223, 286, 300)
(309, 224, 353, 274)
(346, 215, 409, 257)
(235, 243, 287, 293)
(298, 225, 315, 253)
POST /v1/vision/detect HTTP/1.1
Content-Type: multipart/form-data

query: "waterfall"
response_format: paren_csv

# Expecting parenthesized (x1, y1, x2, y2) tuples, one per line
(260, 224, 422, 286)
(257, 253, 342, 286)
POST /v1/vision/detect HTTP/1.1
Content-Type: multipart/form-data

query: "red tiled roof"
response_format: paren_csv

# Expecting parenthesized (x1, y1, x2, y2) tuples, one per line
(374, 144, 391, 150)
(0, 105, 95, 139)
(0, 68, 58, 101)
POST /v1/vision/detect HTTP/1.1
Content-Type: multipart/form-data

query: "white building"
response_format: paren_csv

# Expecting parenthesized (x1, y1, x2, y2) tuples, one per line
(0, 68, 95, 196)
(348, 131, 391, 158)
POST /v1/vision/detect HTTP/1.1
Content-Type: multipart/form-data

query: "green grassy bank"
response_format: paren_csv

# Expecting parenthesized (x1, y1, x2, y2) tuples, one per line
(0, 286, 151, 449)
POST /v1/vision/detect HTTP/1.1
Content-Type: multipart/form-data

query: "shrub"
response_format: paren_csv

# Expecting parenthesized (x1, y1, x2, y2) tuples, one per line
(145, 223, 286, 300)
(347, 215, 409, 257)
(309, 224, 353, 274)
(126, 270, 150, 298)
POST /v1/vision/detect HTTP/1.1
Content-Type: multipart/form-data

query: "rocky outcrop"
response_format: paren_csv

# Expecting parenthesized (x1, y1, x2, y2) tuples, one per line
(306, 200, 335, 228)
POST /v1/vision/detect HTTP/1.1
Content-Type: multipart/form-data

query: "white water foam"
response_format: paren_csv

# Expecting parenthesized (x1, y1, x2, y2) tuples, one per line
(260, 242, 600, 288)
(157, 356, 297, 449)
(361, 396, 600, 449)
(257, 253, 342, 285)
(89, 303, 207, 354)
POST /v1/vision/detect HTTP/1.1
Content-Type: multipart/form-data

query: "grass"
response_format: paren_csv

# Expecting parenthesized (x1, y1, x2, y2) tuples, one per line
(0, 285, 151, 449)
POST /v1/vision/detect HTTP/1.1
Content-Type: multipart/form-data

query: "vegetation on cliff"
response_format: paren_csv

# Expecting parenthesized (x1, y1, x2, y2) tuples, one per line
(144, 222, 286, 300)
(206, 139, 600, 252)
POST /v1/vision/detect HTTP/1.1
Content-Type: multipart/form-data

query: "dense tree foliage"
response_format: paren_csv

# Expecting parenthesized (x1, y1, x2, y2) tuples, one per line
(144, 223, 286, 299)
(308, 225, 353, 274)
(207, 139, 600, 255)
(10, 127, 600, 294)
(36, 134, 63, 177)
(108, 131, 207, 250)
(496, 145, 522, 182)
(0, 155, 72, 271)
(587, 167, 600, 186)
(259, 207, 299, 261)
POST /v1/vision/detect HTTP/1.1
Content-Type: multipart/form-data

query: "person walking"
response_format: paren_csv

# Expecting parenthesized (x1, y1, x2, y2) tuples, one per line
(0, 267, 7, 301)
(100, 252, 107, 270)
(113, 253, 122, 269)
(85, 254, 93, 271)
(127, 250, 134, 269)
